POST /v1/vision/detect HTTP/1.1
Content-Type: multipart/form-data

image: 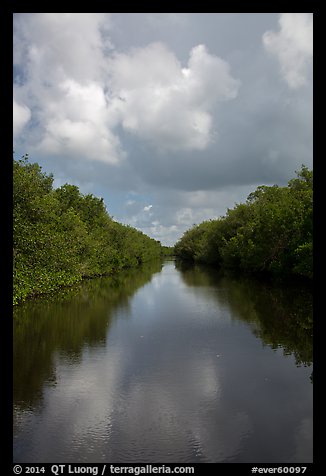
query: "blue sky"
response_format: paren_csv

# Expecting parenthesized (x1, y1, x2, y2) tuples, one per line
(13, 13, 313, 245)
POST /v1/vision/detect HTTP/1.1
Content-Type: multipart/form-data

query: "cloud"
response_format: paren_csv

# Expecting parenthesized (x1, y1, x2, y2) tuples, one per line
(35, 79, 123, 163)
(13, 14, 313, 246)
(13, 13, 111, 83)
(14, 14, 240, 163)
(143, 205, 153, 212)
(108, 42, 240, 151)
(13, 13, 122, 163)
(263, 13, 313, 89)
(13, 97, 31, 137)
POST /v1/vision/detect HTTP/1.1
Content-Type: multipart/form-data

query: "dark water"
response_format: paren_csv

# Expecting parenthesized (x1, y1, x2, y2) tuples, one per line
(13, 260, 313, 463)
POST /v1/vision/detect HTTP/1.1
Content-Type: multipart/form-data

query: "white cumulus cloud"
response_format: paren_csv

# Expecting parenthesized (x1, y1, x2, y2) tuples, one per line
(13, 13, 122, 164)
(13, 97, 31, 138)
(14, 14, 240, 161)
(35, 79, 123, 163)
(263, 13, 313, 89)
(13, 13, 111, 83)
(108, 42, 240, 151)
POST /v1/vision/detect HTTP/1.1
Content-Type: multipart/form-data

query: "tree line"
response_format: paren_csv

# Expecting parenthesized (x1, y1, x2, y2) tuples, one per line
(174, 166, 312, 280)
(14, 155, 166, 305)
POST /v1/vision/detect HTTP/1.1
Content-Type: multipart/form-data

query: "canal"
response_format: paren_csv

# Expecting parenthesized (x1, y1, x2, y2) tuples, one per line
(13, 260, 313, 463)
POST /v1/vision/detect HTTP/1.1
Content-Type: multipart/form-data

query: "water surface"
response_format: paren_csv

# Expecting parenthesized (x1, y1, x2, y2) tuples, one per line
(13, 260, 313, 463)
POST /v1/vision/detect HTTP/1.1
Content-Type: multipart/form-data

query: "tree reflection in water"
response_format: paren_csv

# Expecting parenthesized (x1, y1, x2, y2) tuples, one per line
(176, 262, 312, 369)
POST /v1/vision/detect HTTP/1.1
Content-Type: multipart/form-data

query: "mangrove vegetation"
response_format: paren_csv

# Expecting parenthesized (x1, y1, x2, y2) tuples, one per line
(14, 155, 166, 305)
(174, 166, 312, 280)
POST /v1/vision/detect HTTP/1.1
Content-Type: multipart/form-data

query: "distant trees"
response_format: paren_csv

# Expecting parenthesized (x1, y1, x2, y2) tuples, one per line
(14, 155, 163, 304)
(174, 166, 312, 280)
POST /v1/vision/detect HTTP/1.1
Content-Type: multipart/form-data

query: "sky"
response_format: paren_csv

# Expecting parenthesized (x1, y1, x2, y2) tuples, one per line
(13, 13, 313, 246)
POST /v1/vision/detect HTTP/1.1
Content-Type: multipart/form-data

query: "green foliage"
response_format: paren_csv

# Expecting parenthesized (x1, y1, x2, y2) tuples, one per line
(13, 155, 163, 305)
(161, 246, 175, 257)
(175, 165, 313, 280)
